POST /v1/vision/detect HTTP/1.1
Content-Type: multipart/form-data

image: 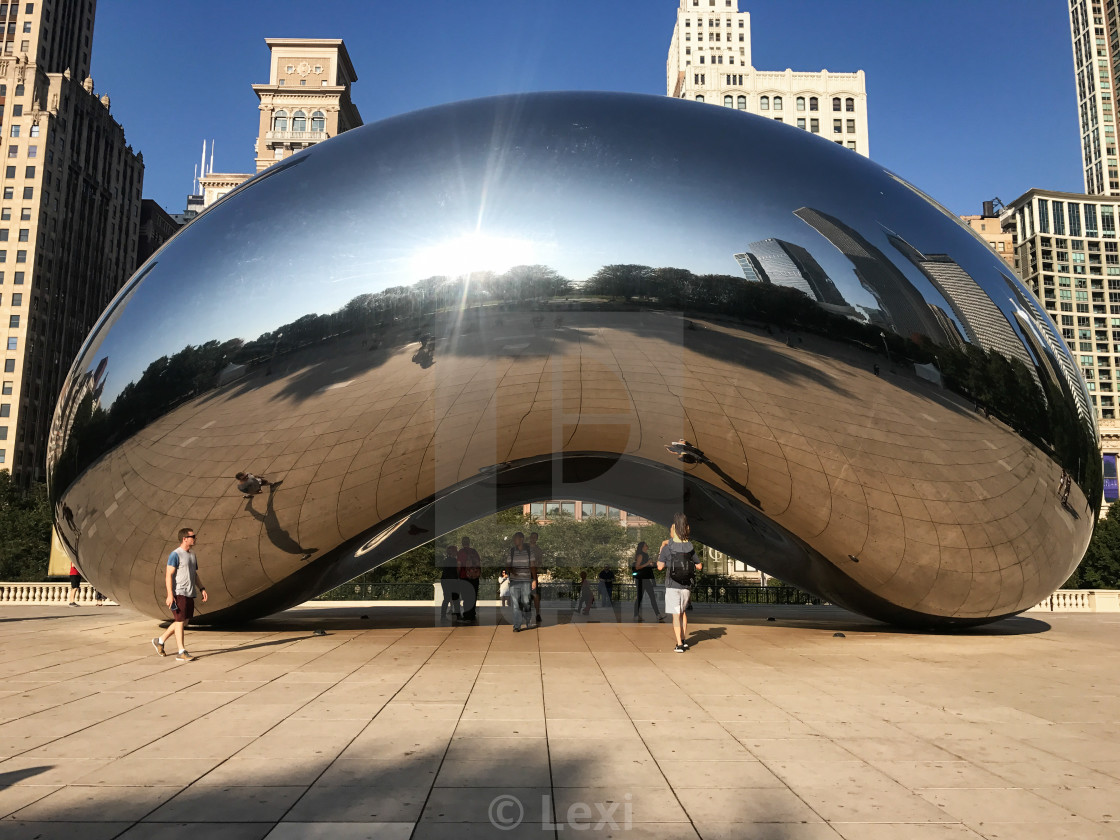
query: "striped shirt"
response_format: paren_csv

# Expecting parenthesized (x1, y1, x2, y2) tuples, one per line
(508, 546, 534, 582)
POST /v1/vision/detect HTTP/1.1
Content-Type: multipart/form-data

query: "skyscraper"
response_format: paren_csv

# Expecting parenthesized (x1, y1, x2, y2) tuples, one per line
(794, 207, 952, 345)
(1069, 0, 1119, 195)
(0, 2, 143, 483)
(666, 0, 869, 156)
(747, 238, 846, 306)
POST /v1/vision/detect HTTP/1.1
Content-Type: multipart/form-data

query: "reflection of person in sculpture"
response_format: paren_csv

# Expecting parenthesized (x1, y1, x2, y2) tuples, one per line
(665, 439, 709, 465)
(235, 471, 270, 497)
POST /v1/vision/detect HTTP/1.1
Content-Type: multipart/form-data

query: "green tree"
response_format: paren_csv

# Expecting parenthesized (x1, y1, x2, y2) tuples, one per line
(535, 513, 631, 580)
(0, 474, 52, 581)
(1066, 502, 1120, 588)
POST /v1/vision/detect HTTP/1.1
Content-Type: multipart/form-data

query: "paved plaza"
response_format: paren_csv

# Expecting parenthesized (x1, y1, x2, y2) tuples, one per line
(0, 603, 1118, 839)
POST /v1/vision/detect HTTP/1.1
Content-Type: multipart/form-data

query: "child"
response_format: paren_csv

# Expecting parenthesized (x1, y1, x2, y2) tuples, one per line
(498, 569, 510, 607)
(577, 571, 595, 615)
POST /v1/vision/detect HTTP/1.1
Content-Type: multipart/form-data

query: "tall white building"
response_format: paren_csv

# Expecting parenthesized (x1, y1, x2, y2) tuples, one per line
(1069, 0, 1119, 195)
(666, 0, 869, 157)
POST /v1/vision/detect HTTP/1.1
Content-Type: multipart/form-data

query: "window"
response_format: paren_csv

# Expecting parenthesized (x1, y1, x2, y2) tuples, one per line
(9, 293, 18, 305)
(760, 95, 769, 110)
(773, 96, 782, 110)
(810, 118, 819, 133)
(6, 146, 15, 158)
(23, 166, 32, 178)
(796, 96, 805, 111)
(11, 105, 20, 117)
(695, 94, 704, 102)
(846, 97, 855, 112)
(12, 271, 21, 284)
(809, 96, 818, 111)
(2, 359, 12, 372)
(15, 249, 24, 262)
(272, 110, 288, 131)
(7, 315, 16, 328)
(278, 79, 285, 86)
(314, 65, 322, 73)
(0, 230, 6, 241)
(27, 145, 34, 158)
(19, 208, 28, 220)
(0, 210, 7, 221)
(530, 502, 544, 517)
(724, 94, 732, 107)
(4, 166, 12, 178)
(21, 187, 30, 199)
(833, 119, 842, 134)
(28, 124, 36, 137)
(6, 338, 15, 350)
(17, 228, 26, 241)
(736, 95, 746, 109)
(9, 126, 18, 137)
(832, 97, 841, 111)
(285, 65, 294, 73)
(299, 79, 306, 86)
(561, 502, 575, 516)
(292, 110, 306, 131)
(847, 141, 857, 150)
(797, 118, 806, 129)
(310, 110, 325, 132)
(13, 84, 22, 97)
(846, 119, 855, 133)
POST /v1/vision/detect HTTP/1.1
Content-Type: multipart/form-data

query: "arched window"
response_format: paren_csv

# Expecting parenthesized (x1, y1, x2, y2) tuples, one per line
(736, 95, 746, 109)
(272, 110, 288, 132)
(773, 96, 783, 110)
(796, 96, 805, 111)
(723, 94, 733, 107)
(832, 97, 841, 111)
(292, 110, 307, 131)
(809, 96, 818, 111)
(760, 95, 769, 110)
(845, 97, 855, 112)
(311, 110, 325, 132)
(695, 94, 704, 102)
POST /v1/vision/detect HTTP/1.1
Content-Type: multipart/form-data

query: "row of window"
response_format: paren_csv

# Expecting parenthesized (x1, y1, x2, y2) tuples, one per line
(0, 5, 34, 17)
(690, 0, 735, 6)
(689, 90, 857, 113)
(271, 110, 326, 132)
(0, 292, 21, 305)
(284, 64, 323, 74)
(683, 15, 744, 26)
(528, 501, 622, 519)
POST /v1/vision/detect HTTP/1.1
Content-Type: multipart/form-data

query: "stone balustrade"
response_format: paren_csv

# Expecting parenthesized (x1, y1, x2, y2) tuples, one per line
(0, 583, 1117, 612)
(0, 583, 110, 605)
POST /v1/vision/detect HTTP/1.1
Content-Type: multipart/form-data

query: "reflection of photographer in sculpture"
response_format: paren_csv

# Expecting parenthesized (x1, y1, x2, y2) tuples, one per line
(576, 570, 594, 615)
(235, 471, 270, 497)
(665, 439, 709, 465)
(657, 513, 703, 653)
(506, 531, 537, 631)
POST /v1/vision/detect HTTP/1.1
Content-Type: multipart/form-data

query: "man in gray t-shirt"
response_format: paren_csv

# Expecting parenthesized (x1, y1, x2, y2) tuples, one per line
(151, 527, 209, 662)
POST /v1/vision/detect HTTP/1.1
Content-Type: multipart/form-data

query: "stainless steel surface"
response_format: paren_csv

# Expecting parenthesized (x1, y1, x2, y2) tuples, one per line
(47, 92, 1099, 626)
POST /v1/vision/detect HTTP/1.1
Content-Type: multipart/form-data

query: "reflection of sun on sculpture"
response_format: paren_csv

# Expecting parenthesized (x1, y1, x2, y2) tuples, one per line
(48, 92, 1098, 627)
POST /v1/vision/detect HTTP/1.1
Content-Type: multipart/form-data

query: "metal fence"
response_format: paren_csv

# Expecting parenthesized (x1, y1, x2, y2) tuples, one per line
(312, 580, 826, 606)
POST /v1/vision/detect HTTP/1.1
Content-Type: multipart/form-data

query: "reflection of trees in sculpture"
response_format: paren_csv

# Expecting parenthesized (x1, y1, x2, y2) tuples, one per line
(51, 256, 1097, 513)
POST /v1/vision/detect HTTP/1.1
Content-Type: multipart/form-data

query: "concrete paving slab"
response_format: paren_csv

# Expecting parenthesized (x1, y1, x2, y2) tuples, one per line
(0, 603, 1118, 839)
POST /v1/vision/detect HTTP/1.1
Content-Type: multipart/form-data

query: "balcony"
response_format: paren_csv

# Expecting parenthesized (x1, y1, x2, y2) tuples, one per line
(265, 130, 328, 142)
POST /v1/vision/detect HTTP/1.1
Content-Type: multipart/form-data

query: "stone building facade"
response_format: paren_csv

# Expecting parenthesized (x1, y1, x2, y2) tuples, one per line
(666, 0, 869, 157)
(0, 0, 143, 483)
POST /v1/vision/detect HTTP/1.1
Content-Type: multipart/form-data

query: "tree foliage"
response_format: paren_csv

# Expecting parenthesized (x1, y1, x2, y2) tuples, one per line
(0, 474, 52, 581)
(1066, 502, 1120, 588)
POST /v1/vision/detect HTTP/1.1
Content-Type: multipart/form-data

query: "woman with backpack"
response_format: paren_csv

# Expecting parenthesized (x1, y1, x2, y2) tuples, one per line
(656, 513, 702, 653)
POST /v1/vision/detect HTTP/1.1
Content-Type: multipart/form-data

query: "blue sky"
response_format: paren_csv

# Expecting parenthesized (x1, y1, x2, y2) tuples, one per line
(91, 0, 1080, 217)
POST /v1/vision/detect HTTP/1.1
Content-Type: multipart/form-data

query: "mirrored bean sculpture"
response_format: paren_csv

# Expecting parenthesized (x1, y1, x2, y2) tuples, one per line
(47, 92, 1099, 627)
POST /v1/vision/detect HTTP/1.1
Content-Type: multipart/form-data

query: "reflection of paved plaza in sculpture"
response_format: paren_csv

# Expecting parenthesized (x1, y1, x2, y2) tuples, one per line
(61, 308, 1086, 622)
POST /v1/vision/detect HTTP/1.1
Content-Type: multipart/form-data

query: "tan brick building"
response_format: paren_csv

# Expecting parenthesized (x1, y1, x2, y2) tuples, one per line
(0, 0, 143, 483)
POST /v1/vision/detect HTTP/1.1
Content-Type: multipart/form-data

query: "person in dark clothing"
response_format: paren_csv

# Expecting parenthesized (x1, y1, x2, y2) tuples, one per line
(632, 541, 663, 623)
(456, 537, 482, 622)
(439, 544, 461, 622)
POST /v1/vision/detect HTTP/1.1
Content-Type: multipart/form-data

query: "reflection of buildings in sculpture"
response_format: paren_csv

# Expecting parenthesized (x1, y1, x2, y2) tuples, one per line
(927, 305, 966, 351)
(886, 232, 1039, 382)
(795, 207, 952, 345)
(746, 239, 847, 306)
(665, 0, 870, 157)
(998, 270, 1094, 427)
(733, 251, 769, 283)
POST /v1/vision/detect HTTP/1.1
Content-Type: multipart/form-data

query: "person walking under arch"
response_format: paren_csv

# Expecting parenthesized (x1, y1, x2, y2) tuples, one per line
(656, 513, 702, 652)
(632, 541, 663, 623)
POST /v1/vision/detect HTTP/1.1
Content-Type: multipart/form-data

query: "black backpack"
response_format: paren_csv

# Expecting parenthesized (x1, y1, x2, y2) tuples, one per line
(668, 546, 697, 586)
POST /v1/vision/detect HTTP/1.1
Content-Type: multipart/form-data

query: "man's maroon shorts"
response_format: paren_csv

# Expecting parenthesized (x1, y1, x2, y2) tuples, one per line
(172, 595, 195, 622)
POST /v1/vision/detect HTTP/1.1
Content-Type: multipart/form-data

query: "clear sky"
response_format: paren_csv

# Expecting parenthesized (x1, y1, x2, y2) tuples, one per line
(91, 0, 1080, 218)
